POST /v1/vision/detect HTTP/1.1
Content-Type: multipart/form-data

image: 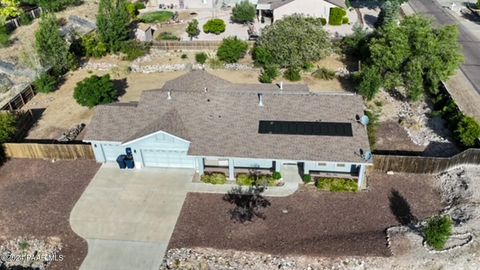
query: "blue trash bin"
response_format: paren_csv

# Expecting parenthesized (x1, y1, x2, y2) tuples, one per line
(125, 158, 135, 169)
(116, 155, 127, 169)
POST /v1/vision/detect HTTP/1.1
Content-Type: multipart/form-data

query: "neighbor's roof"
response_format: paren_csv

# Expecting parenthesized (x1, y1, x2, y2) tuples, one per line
(84, 72, 370, 163)
(162, 70, 310, 93)
(257, 0, 346, 9)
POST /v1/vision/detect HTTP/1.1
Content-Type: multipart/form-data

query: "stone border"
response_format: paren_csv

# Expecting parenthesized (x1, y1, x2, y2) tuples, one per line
(422, 232, 474, 254)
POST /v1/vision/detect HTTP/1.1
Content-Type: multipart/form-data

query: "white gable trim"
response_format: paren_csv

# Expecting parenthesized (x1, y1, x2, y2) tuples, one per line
(83, 140, 122, 144)
(122, 130, 190, 145)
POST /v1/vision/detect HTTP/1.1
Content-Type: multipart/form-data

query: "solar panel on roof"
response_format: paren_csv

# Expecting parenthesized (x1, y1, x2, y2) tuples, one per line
(258, 121, 353, 137)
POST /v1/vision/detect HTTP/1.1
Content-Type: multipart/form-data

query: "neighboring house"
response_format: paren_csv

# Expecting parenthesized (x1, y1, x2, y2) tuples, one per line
(83, 71, 372, 189)
(135, 23, 156, 42)
(256, 0, 347, 23)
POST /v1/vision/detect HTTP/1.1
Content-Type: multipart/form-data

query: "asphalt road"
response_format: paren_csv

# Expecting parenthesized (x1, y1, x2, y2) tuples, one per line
(409, 0, 480, 95)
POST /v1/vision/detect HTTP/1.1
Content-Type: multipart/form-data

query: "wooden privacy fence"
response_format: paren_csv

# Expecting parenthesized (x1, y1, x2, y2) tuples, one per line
(0, 85, 36, 111)
(4, 143, 95, 160)
(373, 149, 480, 174)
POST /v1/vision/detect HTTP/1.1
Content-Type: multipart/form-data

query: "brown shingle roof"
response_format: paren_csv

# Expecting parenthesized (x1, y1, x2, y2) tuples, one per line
(84, 89, 371, 163)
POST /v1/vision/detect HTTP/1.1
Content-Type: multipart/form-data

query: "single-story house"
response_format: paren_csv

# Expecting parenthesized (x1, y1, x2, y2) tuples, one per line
(256, 0, 347, 23)
(135, 23, 156, 42)
(83, 71, 372, 189)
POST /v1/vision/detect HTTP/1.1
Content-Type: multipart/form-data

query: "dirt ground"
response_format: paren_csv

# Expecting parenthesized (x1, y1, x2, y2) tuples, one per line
(0, 0, 99, 64)
(0, 159, 100, 270)
(22, 69, 186, 139)
(168, 172, 443, 257)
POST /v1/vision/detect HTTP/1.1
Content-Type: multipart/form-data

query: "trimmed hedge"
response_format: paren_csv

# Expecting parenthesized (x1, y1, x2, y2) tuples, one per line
(203, 19, 226, 35)
(195, 52, 208, 64)
(316, 178, 358, 192)
(342, 16, 349, 24)
(329, 7, 347, 26)
(201, 173, 227, 184)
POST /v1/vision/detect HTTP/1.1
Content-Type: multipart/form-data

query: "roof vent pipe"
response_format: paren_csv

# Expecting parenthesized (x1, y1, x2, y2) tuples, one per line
(279, 81, 283, 90)
(204, 87, 208, 92)
(258, 93, 264, 107)
(167, 90, 172, 100)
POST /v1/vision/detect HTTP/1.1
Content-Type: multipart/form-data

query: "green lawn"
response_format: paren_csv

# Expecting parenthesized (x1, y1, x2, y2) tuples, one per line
(140, 11, 174, 23)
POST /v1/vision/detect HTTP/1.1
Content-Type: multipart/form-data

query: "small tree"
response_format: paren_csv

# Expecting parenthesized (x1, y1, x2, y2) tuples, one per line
(0, 112, 16, 143)
(73, 74, 118, 108)
(231, 0, 256, 23)
(217, 37, 248, 63)
(455, 116, 480, 147)
(186, 19, 200, 40)
(358, 65, 382, 100)
(35, 13, 71, 75)
(203, 19, 226, 35)
(424, 216, 452, 251)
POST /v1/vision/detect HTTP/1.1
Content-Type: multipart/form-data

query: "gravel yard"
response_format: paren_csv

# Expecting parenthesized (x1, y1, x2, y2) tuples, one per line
(0, 159, 100, 270)
(168, 172, 443, 258)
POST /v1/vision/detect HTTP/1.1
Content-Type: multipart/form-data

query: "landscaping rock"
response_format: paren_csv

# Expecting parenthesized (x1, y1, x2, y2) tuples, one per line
(0, 236, 62, 270)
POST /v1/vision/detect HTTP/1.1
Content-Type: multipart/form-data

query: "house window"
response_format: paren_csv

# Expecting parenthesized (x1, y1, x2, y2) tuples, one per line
(336, 163, 346, 167)
(318, 162, 327, 166)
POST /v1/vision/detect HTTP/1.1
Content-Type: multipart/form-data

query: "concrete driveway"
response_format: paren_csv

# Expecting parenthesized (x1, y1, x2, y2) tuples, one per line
(70, 164, 195, 270)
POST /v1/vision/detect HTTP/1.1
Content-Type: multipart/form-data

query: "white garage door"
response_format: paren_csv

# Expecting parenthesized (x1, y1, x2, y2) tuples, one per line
(141, 149, 196, 168)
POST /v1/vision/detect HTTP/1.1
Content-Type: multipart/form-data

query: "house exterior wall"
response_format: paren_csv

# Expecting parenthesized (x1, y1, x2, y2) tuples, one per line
(273, 0, 337, 21)
(304, 161, 358, 174)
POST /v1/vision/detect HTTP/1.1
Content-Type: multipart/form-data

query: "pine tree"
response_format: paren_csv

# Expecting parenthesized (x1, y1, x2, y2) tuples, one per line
(376, 0, 400, 28)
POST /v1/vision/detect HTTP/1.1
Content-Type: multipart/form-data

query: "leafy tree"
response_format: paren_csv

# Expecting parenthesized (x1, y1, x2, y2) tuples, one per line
(35, 13, 71, 75)
(186, 19, 200, 40)
(231, 0, 256, 23)
(217, 36, 248, 63)
(97, 0, 130, 53)
(376, 0, 400, 28)
(255, 14, 331, 69)
(359, 16, 463, 101)
(424, 216, 452, 250)
(358, 65, 382, 100)
(455, 116, 480, 147)
(34, 73, 57, 93)
(73, 74, 118, 108)
(203, 18, 226, 35)
(0, 112, 16, 143)
(0, 0, 21, 19)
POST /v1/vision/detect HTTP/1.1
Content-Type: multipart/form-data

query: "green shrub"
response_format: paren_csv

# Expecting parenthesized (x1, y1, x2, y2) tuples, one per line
(217, 37, 248, 63)
(73, 74, 118, 108)
(82, 34, 108, 58)
(455, 115, 480, 147)
(186, 19, 200, 40)
(284, 67, 301, 81)
(329, 7, 347, 25)
(477, 0, 480, 9)
(195, 52, 208, 64)
(201, 173, 227, 184)
(0, 24, 9, 48)
(0, 112, 17, 143)
(320, 17, 327, 25)
(316, 178, 358, 192)
(19, 13, 33, 25)
(303, 174, 312, 183)
(259, 65, 279, 83)
(424, 216, 452, 250)
(208, 58, 224, 69)
(236, 174, 255, 186)
(34, 73, 58, 93)
(231, 0, 256, 23)
(140, 11, 174, 23)
(120, 41, 150, 61)
(203, 19, 226, 35)
(157, 32, 178, 41)
(181, 53, 188, 59)
(312, 67, 336, 80)
(252, 45, 273, 67)
(272, 171, 282, 180)
(342, 16, 349, 24)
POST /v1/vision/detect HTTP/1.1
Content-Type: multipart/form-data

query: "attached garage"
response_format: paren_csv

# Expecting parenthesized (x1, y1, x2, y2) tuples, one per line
(140, 149, 196, 168)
